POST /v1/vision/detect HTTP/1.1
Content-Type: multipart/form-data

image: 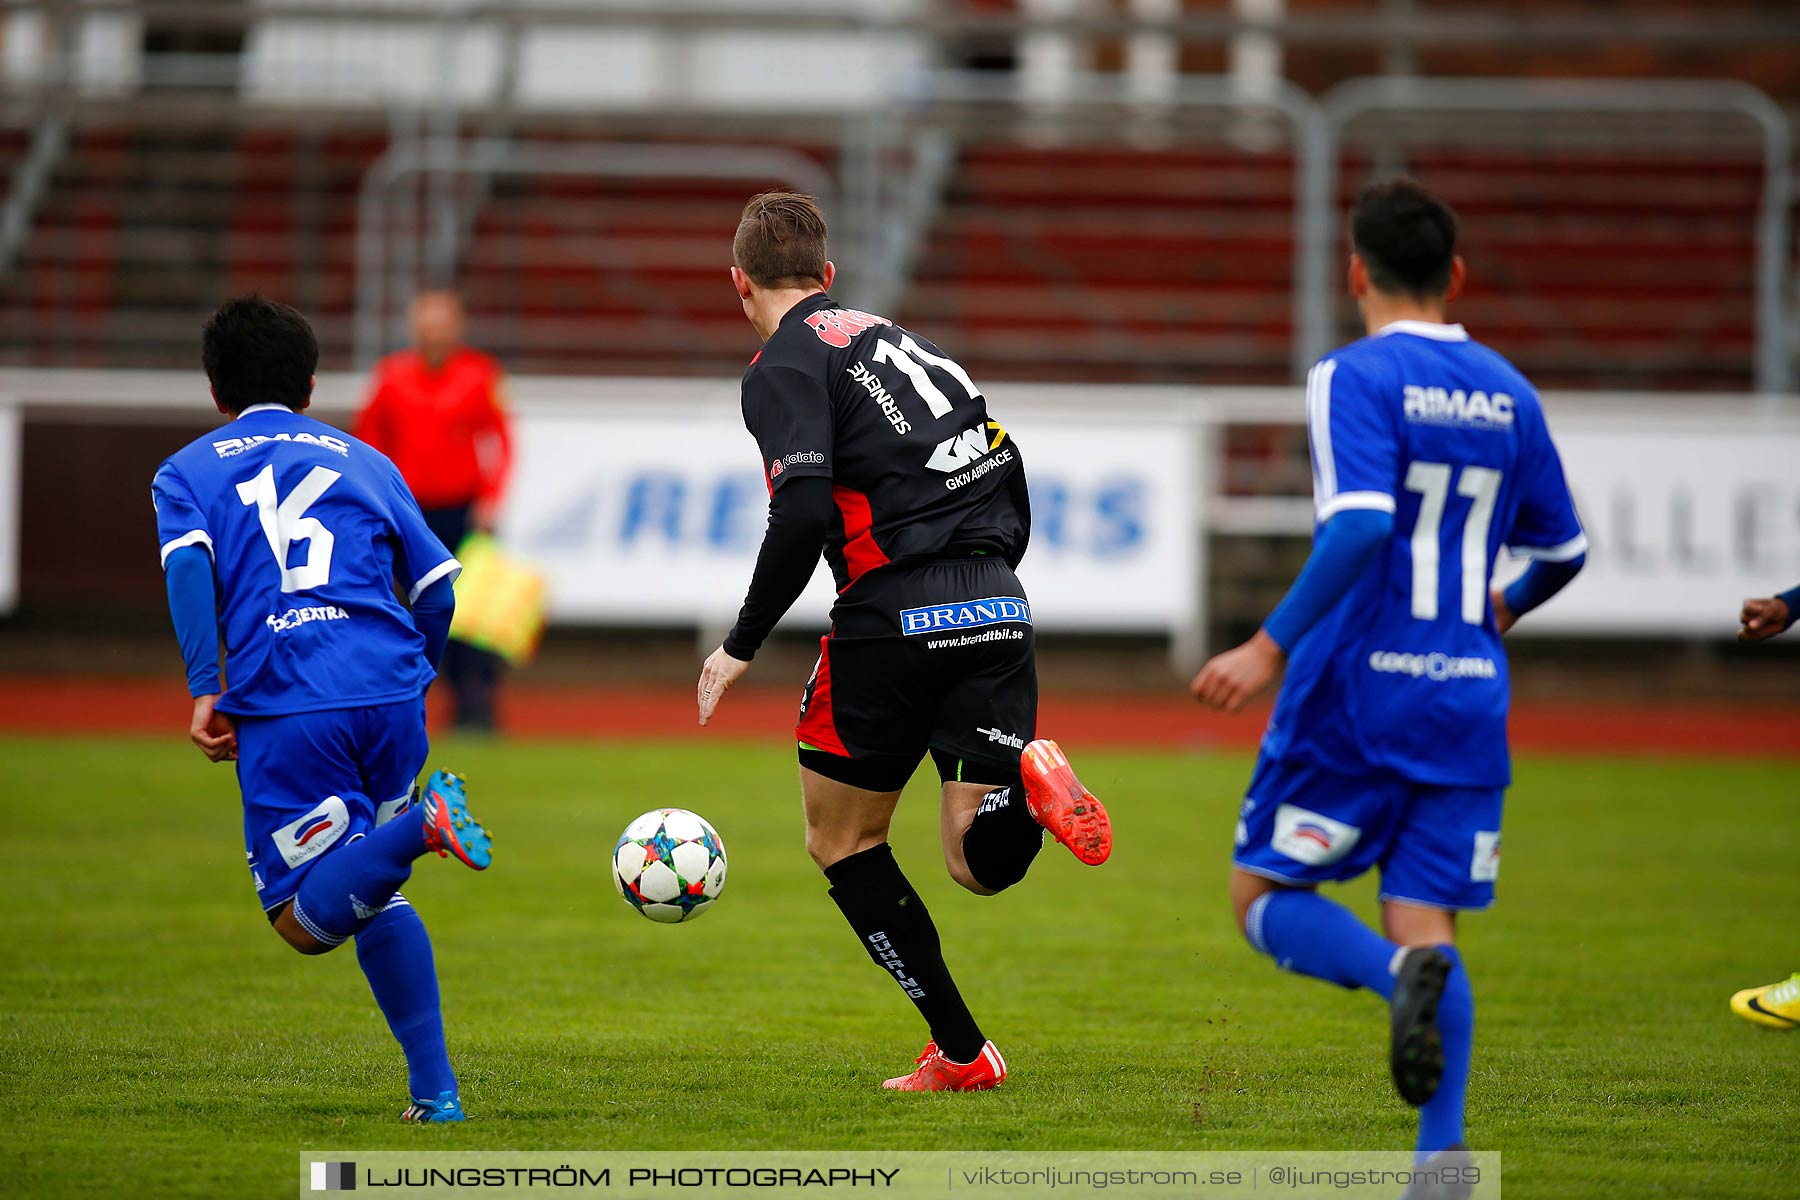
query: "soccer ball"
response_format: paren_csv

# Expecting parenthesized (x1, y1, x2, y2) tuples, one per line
(612, 808, 727, 924)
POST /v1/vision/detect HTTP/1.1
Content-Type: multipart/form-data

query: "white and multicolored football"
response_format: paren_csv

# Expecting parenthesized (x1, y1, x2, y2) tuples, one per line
(612, 808, 727, 924)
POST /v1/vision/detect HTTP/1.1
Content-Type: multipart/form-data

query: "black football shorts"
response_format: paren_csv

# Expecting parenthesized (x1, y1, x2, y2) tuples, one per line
(796, 557, 1037, 793)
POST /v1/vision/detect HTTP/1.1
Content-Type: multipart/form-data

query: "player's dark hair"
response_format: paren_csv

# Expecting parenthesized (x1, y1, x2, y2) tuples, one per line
(1351, 179, 1459, 300)
(733, 191, 829, 289)
(200, 294, 319, 414)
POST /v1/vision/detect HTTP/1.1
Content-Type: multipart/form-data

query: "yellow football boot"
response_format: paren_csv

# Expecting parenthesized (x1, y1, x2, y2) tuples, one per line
(1731, 973, 1800, 1030)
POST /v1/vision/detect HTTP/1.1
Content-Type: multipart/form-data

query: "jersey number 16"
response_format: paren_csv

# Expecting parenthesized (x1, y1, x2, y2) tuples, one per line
(236, 464, 341, 593)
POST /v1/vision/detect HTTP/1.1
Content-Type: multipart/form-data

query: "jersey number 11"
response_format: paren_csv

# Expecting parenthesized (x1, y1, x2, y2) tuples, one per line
(1404, 461, 1501, 626)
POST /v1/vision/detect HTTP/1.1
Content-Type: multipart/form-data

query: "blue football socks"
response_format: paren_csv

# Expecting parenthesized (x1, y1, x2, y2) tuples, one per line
(290, 804, 428, 944)
(1246, 889, 1473, 1156)
(355, 899, 456, 1102)
(1247, 888, 1401, 998)
(1418, 945, 1474, 1156)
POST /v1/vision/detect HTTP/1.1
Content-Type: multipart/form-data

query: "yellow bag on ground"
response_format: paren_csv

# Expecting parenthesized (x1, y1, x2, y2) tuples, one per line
(447, 533, 547, 666)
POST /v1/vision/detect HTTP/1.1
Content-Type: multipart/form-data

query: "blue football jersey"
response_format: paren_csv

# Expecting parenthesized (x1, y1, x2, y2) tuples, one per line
(1264, 320, 1585, 787)
(152, 404, 460, 717)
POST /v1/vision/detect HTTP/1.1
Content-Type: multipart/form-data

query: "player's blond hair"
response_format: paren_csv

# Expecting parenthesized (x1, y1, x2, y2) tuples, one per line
(733, 191, 828, 289)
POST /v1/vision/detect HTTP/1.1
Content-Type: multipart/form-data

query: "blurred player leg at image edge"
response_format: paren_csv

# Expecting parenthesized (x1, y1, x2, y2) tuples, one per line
(1731, 974, 1800, 1030)
(1729, 588, 1797, 1031)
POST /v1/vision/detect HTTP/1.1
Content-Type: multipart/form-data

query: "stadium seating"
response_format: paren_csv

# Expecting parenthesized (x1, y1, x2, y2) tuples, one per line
(1396, 148, 1763, 392)
(0, 120, 384, 369)
(453, 144, 835, 377)
(898, 145, 1298, 385)
(0, 115, 1777, 391)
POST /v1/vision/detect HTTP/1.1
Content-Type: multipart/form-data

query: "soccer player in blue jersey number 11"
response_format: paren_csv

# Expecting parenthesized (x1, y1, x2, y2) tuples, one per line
(1191, 181, 1587, 1176)
(152, 295, 495, 1122)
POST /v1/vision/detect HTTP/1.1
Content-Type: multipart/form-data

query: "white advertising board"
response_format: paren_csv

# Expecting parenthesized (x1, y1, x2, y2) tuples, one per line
(1497, 418, 1800, 635)
(497, 402, 1198, 633)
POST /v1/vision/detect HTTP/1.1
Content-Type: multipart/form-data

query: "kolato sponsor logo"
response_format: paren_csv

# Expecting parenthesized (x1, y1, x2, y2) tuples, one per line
(770, 450, 825, 479)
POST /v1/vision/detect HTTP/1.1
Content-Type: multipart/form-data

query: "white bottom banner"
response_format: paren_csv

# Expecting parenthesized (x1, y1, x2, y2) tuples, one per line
(299, 1151, 1498, 1199)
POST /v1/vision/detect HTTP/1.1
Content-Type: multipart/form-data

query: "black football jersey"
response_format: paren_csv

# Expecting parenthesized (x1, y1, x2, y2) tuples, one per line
(741, 292, 1030, 594)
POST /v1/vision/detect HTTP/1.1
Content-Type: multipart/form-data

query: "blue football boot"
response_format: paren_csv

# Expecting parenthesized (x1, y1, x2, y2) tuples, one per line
(401, 1090, 466, 1123)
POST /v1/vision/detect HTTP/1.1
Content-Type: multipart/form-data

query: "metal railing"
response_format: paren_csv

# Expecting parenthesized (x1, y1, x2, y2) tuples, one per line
(341, 66, 1796, 391)
(1310, 76, 1795, 395)
(353, 139, 841, 369)
(0, 1, 1793, 391)
(7, 1, 1800, 48)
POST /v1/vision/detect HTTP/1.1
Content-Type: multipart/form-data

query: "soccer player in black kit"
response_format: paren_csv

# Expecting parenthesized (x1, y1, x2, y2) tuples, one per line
(696, 192, 1115, 1091)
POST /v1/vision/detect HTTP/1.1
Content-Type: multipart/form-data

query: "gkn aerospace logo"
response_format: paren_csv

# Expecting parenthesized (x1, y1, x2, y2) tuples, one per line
(929, 421, 1013, 490)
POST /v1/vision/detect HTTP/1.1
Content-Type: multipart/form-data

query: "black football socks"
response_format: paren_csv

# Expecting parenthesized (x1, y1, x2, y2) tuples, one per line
(824, 842, 987, 1063)
(959, 785, 1044, 892)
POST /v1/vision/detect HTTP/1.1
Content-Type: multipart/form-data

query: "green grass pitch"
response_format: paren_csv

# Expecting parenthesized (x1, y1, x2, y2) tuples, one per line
(1, 736, 1795, 1197)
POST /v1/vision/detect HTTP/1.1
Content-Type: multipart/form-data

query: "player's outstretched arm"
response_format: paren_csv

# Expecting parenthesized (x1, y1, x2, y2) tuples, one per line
(1739, 586, 1799, 642)
(1191, 629, 1286, 713)
(699, 475, 835, 726)
(1192, 508, 1393, 712)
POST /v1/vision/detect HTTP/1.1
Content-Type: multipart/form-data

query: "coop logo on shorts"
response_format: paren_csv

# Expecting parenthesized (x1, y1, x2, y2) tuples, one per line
(1471, 830, 1502, 883)
(1270, 804, 1361, 866)
(901, 596, 1032, 636)
(271, 796, 350, 869)
(1367, 650, 1498, 681)
(309, 1161, 356, 1191)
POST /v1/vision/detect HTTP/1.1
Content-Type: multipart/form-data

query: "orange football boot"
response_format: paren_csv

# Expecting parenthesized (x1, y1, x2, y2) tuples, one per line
(1021, 739, 1112, 865)
(881, 1040, 1008, 1092)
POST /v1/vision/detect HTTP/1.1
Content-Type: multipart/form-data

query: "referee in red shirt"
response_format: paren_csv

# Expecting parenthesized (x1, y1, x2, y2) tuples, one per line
(355, 289, 514, 731)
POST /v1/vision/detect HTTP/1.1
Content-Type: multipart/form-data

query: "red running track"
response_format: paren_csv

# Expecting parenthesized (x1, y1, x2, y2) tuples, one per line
(1, 675, 1795, 758)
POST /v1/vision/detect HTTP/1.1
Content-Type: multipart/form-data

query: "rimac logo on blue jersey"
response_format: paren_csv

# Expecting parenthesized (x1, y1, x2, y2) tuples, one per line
(901, 596, 1032, 636)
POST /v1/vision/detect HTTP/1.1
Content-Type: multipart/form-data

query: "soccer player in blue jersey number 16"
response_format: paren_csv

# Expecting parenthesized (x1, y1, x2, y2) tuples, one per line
(152, 295, 495, 1122)
(1191, 181, 1587, 1175)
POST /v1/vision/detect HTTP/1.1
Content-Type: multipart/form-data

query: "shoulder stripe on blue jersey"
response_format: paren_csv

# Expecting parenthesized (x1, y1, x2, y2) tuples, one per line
(1306, 359, 1339, 501)
(1317, 491, 1397, 521)
(1507, 531, 1588, 562)
(408, 557, 462, 604)
(159, 528, 213, 566)
(1309, 359, 1400, 521)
